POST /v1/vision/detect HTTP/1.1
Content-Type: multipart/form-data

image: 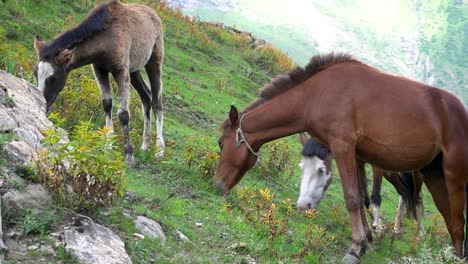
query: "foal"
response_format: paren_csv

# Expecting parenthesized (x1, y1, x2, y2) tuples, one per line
(297, 134, 424, 239)
(33, 0, 165, 164)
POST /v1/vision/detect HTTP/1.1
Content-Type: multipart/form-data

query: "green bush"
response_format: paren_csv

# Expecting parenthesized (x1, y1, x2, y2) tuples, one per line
(36, 122, 126, 210)
(183, 136, 219, 177)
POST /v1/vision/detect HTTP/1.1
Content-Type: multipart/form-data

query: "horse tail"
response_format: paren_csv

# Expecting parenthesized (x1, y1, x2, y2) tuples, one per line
(399, 172, 418, 220)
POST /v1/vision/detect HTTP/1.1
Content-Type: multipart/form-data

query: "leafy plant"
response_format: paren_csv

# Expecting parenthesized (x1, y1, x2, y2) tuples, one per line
(36, 122, 126, 210)
(183, 136, 219, 177)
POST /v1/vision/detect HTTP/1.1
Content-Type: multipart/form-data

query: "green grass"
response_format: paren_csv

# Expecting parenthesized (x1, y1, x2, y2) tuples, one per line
(0, 0, 456, 263)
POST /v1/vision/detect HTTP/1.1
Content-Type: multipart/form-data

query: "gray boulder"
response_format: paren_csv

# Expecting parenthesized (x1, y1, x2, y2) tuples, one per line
(64, 218, 132, 264)
(134, 216, 166, 243)
(2, 184, 51, 216)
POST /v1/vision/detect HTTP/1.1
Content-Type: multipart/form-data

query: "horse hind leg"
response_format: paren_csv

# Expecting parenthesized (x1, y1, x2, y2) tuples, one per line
(145, 40, 164, 157)
(356, 160, 373, 241)
(441, 150, 468, 257)
(370, 166, 383, 233)
(112, 69, 134, 165)
(92, 64, 114, 136)
(413, 171, 424, 241)
(393, 196, 405, 239)
(130, 71, 152, 151)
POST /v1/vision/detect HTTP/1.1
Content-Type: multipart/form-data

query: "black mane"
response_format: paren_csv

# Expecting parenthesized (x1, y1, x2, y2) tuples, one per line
(302, 139, 330, 160)
(39, 2, 112, 60)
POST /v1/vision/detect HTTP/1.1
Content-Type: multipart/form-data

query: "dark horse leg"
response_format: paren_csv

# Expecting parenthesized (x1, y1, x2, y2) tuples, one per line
(413, 171, 424, 240)
(370, 166, 383, 232)
(130, 71, 152, 151)
(112, 70, 134, 165)
(92, 64, 113, 135)
(356, 160, 373, 242)
(145, 36, 165, 156)
(331, 140, 369, 262)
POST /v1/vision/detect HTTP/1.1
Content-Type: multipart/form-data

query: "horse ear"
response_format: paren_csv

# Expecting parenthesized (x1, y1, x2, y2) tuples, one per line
(34, 34, 45, 54)
(299, 133, 309, 145)
(55, 48, 75, 65)
(229, 105, 239, 125)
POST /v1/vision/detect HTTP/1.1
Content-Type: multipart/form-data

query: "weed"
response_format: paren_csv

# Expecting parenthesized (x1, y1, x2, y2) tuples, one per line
(183, 136, 219, 177)
(36, 122, 126, 210)
(15, 164, 38, 183)
(1, 95, 15, 108)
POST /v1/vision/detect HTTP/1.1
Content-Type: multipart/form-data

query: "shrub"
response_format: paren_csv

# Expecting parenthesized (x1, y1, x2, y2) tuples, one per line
(232, 187, 333, 260)
(257, 139, 294, 176)
(183, 137, 219, 177)
(36, 122, 126, 210)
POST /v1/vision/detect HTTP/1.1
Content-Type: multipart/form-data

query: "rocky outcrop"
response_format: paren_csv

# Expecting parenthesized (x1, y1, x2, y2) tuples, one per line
(0, 70, 52, 165)
(2, 184, 51, 216)
(64, 218, 132, 264)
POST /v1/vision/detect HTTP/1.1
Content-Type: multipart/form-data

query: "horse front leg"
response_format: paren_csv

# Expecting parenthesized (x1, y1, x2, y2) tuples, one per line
(331, 141, 369, 263)
(92, 64, 114, 136)
(113, 69, 134, 165)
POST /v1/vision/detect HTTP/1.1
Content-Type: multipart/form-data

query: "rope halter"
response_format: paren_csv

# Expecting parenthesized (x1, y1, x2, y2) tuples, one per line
(235, 114, 260, 157)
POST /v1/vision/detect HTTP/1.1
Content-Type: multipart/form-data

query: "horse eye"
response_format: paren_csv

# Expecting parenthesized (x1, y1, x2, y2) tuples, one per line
(318, 167, 326, 174)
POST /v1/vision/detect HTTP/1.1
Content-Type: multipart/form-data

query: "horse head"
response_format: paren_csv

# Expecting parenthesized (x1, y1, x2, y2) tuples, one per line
(213, 106, 259, 193)
(297, 134, 333, 211)
(33, 34, 74, 113)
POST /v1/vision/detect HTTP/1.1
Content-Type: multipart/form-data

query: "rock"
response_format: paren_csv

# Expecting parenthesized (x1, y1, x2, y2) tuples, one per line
(134, 216, 166, 243)
(195, 222, 203, 227)
(0, 71, 53, 164)
(173, 230, 190, 243)
(2, 184, 51, 216)
(228, 242, 249, 253)
(3, 140, 35, 165)
(0, 198, 7, 252)
(132, 233, 145, 240)
(27, 244, 39, 251)
(342, 253, 360, 264)
(64, 218, 132, 264)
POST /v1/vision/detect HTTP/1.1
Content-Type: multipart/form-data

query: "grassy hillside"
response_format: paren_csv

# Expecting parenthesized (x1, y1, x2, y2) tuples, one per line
(0, 0, 454, 263)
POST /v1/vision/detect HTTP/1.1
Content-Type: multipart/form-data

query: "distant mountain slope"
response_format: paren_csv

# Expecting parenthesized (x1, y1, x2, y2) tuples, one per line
(168, 0, 467, 104)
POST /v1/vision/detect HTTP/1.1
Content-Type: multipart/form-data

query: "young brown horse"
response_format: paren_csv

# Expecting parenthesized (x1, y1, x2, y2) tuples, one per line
(33, 0, 165, 164)
(298, 134, 424, 240)
(213, 53, 468, 262)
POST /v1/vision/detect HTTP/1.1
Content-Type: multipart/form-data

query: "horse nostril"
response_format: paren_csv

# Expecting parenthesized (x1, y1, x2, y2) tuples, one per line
(307, 203, 312, 209)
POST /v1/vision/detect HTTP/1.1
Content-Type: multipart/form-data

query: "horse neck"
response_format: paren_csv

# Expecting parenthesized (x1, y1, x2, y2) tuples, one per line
(66, 42, 101, 71)
(243, 90, 307, 149)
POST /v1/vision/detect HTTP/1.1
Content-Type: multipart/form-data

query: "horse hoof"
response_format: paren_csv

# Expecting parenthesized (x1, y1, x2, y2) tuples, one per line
(126, 155, 135, 166)
(155, 150, 164, 158)
(342, 253, 360, 264)
(140, 144, 150, 151)
(372, 225, 382, 233)
(393, 232, 402, 240)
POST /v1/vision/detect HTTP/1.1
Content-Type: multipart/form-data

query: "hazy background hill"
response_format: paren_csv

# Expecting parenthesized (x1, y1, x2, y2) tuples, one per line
(168, 0, 468, 103)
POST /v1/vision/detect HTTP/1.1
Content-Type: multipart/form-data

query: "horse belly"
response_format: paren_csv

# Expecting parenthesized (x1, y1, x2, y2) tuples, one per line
(129, 38, 155, 72)
(357, 132, 440, 171)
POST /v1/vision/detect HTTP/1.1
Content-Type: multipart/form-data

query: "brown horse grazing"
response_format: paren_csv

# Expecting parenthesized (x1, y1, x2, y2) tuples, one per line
(297, 134, 424, 240)
(213, 53, 468, 262)
(33, 0, 165, 164)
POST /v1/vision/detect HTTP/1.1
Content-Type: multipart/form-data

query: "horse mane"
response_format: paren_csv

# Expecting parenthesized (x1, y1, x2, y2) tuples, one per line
(302, 139, 330, 160)
(39, 1, 115, 60)
(220, 52, 358, 130)
(244, 52, 358, 112)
